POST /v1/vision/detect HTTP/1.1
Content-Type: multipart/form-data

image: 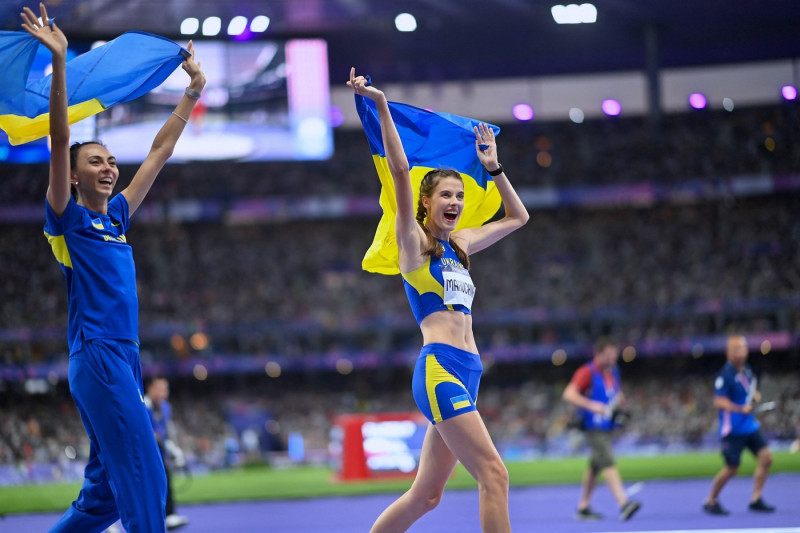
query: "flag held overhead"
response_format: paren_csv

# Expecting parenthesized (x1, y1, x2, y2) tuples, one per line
(355, 91, 502, 275)
(0, 30, 187, 145)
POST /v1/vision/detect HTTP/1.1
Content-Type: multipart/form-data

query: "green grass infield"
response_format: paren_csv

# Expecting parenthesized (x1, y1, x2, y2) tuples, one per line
(1, 451, 798, 515)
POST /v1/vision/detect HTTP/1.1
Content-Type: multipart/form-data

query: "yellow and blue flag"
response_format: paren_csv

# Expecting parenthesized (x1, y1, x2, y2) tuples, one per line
(355, 92, 502, 275)
(0, 31, 187, 145)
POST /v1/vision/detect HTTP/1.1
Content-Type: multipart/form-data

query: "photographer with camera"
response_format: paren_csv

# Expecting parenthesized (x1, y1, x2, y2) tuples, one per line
(562, 337, 641, 522)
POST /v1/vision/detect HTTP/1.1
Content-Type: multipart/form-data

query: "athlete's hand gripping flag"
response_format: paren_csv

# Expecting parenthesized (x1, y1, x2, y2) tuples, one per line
(0, 25, 188, 145)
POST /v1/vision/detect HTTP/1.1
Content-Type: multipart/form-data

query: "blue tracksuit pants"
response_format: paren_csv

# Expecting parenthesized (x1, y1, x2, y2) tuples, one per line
(50, 338, 166, 533)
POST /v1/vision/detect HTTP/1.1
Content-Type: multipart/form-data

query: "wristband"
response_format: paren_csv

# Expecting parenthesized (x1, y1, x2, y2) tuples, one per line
(185, 87, 201, 100)
(487, 164, 504, 176)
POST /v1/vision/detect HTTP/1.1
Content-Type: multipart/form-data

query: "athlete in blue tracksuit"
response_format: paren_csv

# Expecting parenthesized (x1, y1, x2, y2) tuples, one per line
(349, 69, 529, 532)
(703, 335, 775, 515)
(22, 5, 206, 531)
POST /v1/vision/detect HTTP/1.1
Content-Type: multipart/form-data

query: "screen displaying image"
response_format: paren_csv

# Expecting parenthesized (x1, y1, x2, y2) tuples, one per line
(0, 38, 332, 163)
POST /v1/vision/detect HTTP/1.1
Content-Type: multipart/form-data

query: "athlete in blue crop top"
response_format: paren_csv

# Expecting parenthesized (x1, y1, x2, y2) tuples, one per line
(349, 69, 529, 533)
(23, 5, 206, 532)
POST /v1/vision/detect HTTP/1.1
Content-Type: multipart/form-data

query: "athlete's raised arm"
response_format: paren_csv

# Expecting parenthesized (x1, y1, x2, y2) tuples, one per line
(453, 123, 529, 255)
(348, 68, 426, 270)
(22, 3, 70, 216)
(122, 40, 206, 215)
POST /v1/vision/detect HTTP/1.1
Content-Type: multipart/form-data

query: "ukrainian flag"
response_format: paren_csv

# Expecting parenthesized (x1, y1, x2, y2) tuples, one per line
(0, 31, 187, 146)
(355, 92, 502, 275)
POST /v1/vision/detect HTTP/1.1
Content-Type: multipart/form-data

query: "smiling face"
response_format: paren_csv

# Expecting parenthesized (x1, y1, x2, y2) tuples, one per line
(70, 142, 119, 207)
(421, 174, 464, 234)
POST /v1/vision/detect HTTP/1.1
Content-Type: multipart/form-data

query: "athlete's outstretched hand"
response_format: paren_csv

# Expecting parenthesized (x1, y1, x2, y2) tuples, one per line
(21, 3, 67, 58)
(347, 67, 386, 104)
(475, 123, 500, 171)
(180, 40, 206, 90)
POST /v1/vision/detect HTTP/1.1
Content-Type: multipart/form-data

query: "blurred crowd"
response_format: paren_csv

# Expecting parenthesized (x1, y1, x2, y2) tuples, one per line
(1, 365, 797, 478)
(0, 102, 798, 482)
(1, 103, 798, 200)
(1, 193, 797, 365)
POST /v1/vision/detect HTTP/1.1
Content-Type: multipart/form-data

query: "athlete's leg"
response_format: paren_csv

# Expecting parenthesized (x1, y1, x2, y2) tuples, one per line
(707, 434, 743, 504)
(577, 467, 597, 510)
(370, 423, 457, 533)
(601, 466, 628, 507)
(751, 446, 772, 502)
(49, 432, 119, 533)
(706, 465, 738, 503)
(435, 411, 510, 533)
(67, 339, 166, 533)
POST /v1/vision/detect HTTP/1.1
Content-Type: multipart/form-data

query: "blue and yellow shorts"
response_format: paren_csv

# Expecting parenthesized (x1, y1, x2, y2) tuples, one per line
(412, 343, 483, 425)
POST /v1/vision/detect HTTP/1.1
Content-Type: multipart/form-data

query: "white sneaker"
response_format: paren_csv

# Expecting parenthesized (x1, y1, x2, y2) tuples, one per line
(166, 514, 190, 530)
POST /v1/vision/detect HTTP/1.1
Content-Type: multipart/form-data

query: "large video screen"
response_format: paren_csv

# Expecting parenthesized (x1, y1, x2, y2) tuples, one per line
(0, 38, 332, 163)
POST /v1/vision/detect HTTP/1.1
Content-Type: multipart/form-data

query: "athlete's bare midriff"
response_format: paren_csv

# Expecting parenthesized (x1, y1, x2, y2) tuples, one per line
(419, 310, 478, 354)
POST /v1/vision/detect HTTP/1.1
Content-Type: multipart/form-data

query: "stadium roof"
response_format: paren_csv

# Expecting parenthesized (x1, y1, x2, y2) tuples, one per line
(3, 0, 799, 82)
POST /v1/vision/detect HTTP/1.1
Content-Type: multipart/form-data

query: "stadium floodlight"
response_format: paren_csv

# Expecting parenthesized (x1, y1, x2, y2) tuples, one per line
(180, 17, 199, 35)
(688, 93, 707, 109)
(722, 97, 735, 112)
(250, 15, 270, 33)
(569, 107, 585, 123)
(782, 85, 798, 101)
(512, 103, 534, 121)
(202, 16, 222, 36)
(601, 99, 621, 116)
(227, 16, 248, 36)
(551, 3, 597, 24)
(395, 13, 417, 32)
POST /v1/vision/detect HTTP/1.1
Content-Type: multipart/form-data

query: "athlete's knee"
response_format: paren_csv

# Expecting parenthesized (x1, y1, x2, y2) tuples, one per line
(478, 458, 509, 495)
(758, 449, 773, 468)
(409, 488, 444, 512)
(723, 465, 739, 477)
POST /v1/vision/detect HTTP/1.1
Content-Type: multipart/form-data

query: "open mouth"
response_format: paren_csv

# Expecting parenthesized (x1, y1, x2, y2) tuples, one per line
(99, 177, 113, 186)
(444, 211, 458, 222)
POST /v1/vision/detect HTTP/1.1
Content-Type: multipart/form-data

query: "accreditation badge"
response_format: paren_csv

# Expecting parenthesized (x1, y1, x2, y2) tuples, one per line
(441, 264, 476, 309)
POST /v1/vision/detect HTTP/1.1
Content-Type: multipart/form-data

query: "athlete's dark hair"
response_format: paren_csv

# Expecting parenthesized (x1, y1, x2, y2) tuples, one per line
(68, 141, 106, 200)
(593, 336, 618, 354)
(415, 169, 470, 269)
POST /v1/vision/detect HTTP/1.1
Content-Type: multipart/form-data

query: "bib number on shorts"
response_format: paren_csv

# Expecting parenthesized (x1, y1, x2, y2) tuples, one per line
(441, 264, 476, 310)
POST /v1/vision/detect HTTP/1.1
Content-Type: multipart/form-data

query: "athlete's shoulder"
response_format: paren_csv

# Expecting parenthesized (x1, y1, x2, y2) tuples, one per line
(714, 366, 732, 393)
(570, 363, 592, 385)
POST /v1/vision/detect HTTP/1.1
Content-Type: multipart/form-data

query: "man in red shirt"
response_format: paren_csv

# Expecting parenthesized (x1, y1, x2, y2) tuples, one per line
(562, 337, 641, 521)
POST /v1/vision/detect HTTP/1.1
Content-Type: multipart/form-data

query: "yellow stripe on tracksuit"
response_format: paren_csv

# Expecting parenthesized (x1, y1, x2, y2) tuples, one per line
(44, 232, 73, 268)
(425, 354, 466, 424)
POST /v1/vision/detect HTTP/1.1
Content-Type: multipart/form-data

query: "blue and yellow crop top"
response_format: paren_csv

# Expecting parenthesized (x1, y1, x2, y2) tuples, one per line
(402, 239, 476, 325)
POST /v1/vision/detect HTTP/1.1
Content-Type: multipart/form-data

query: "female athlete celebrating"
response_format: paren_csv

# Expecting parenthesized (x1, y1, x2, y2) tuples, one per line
(348, 68, 529, 533)
(21, 3, 205, 531)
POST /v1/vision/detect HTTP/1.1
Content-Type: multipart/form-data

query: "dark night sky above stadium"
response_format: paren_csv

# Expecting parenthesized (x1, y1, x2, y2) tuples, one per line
(3, 0, 799, 83)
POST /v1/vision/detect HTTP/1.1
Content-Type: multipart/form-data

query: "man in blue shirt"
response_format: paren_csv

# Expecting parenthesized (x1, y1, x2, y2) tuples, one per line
(563, 337, 641, 522)
(703, 335, 775, 515)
